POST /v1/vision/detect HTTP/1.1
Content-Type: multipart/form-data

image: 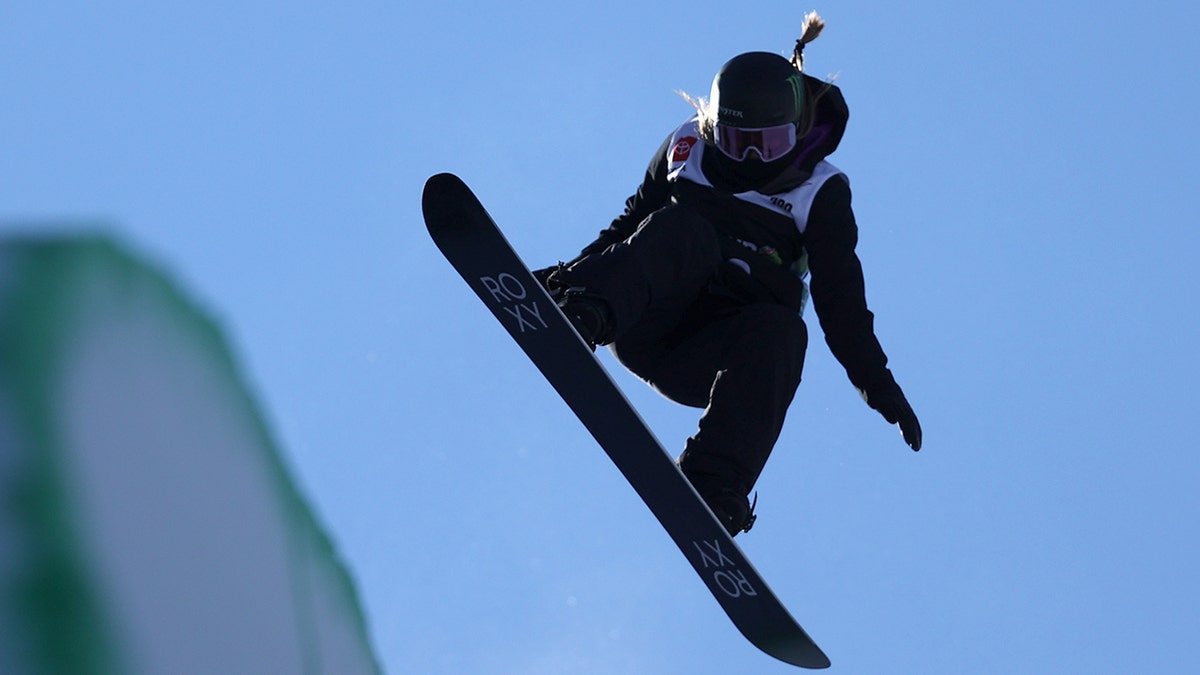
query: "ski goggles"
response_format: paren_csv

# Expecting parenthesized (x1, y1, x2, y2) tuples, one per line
(712, 122, 799, 162)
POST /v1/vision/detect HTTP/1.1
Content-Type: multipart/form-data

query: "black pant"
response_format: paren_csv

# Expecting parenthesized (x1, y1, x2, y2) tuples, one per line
(567, 203, 808, 497)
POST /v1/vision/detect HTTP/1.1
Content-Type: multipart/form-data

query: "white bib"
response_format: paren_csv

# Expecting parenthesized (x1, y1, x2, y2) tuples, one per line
(664, 117, 846, 236)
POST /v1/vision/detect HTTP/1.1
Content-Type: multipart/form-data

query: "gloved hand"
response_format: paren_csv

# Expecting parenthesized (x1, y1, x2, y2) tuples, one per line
(861, 382, 922, 451)
(531, 264, 560, 291)
(714, 237, 808, 313)
(715, 257, 808, 313)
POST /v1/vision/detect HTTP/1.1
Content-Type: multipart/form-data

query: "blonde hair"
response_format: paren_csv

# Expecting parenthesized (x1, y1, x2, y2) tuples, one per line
(679, 11, 830, 142)
(791, 11, 826, 72)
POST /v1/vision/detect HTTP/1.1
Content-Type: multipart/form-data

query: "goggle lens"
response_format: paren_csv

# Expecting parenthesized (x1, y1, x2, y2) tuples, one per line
(712, 123, 798, 162)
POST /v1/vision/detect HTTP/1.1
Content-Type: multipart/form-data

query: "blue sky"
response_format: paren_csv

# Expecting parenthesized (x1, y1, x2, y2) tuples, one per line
(4, 1, 1199, 672)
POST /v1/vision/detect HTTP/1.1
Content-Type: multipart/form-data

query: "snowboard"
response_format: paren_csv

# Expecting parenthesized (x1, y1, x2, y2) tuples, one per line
(421, 172, 830, 669)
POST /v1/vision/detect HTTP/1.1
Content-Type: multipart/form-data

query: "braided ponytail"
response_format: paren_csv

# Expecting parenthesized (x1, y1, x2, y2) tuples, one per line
(791, 12, 826, 72)
(792, 12, 835, 138)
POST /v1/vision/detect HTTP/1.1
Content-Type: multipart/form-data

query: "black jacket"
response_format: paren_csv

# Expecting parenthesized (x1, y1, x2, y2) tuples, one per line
(572, 78, 898, 395)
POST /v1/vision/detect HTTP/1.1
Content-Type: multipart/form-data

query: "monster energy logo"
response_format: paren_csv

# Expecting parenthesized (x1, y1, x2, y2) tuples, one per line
(786, 74, 805, 114)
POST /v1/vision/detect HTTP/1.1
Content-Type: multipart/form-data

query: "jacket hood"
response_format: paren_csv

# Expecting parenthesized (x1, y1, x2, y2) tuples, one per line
(795, 75, 849, 173)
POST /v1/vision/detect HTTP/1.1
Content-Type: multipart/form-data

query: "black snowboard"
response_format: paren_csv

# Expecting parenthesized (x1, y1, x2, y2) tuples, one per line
(422, 172, 830, 669)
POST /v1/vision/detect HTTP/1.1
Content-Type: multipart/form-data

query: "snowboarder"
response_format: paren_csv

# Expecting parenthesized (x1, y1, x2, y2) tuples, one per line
(538, 14, 922, 537)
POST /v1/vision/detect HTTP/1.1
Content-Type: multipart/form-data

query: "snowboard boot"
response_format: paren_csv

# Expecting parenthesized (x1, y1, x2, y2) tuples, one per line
(703, 489, 757, 537)
(556, 288, 615, 350)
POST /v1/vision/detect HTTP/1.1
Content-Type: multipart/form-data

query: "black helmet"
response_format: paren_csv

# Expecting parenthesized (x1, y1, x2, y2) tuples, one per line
(709, 52, 805, 128)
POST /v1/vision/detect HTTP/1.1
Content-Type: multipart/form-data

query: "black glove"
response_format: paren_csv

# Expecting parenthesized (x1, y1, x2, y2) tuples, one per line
(861, 382, 922, 451)
(713, 236, 808, 313)
(532, 263, 571, 296)
(531, 265, 556, 290)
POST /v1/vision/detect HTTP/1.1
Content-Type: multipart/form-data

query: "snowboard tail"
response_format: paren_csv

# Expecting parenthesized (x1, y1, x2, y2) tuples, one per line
(421, 172, 830, 669)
